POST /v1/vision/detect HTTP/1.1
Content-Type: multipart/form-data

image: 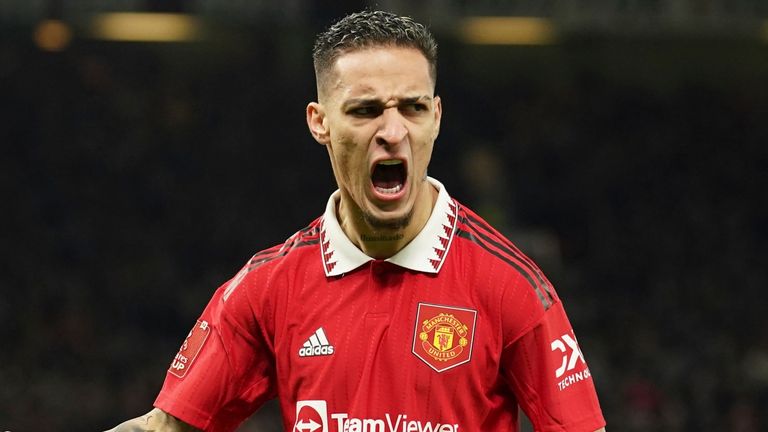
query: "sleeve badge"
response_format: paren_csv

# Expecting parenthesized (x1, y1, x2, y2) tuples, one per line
(168, 319, 211, 378)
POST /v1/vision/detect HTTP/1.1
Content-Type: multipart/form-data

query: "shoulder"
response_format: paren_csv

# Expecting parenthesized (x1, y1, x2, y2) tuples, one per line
(246, 218, 323, 271)
(208, 218, 324, 339)
(452, 201, 558, 311)
(451, 202, 562, 342)
(220, 217, 323, 301)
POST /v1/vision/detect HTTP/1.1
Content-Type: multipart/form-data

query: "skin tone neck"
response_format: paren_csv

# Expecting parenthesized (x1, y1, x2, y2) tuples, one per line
(337, 172, 438, 259)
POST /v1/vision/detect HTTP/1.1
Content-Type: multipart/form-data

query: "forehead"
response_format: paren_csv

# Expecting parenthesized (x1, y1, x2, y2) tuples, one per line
(328, 46, 433, 100)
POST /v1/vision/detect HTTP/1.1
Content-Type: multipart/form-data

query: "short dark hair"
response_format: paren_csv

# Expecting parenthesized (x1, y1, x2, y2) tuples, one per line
(312, 10, 438, 98)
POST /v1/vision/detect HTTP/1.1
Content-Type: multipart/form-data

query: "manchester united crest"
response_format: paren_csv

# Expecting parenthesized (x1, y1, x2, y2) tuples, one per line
(412, 303, 477, 372)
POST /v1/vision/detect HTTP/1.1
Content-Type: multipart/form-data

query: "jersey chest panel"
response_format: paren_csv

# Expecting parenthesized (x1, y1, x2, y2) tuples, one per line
(275, 260, 503, 425)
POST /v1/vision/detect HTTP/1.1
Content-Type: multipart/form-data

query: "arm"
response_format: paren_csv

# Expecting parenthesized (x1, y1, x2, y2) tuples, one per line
(501, 298, 606, 431)
(105, 408, 200, 432)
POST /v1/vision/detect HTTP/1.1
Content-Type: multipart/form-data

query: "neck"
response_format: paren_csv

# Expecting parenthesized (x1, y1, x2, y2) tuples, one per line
(337, 180, 438, 259)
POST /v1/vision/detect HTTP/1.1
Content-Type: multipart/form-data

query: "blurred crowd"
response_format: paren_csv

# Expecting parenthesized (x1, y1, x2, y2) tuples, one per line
(1, 27, 766, 431)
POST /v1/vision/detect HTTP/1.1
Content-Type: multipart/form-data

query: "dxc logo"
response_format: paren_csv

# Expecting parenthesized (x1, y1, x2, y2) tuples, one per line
(550, 332, 585, 378)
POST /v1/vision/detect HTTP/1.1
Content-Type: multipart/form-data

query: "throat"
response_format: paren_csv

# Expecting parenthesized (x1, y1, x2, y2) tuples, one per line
(336, 200, 411, 259)
(361, 233, 405, 242)
(334, 180, 437, 260)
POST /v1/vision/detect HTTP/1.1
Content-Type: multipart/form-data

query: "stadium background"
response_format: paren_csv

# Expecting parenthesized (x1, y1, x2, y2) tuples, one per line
(1, 1, 766, 430)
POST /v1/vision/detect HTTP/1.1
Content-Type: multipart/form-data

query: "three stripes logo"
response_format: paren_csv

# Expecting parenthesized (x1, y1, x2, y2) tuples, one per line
(298, 327, 335, 357)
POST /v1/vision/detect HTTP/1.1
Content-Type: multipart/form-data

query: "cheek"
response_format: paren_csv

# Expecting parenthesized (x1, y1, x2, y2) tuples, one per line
(331, 134, 366, 183)
(413, 140, 434, 168)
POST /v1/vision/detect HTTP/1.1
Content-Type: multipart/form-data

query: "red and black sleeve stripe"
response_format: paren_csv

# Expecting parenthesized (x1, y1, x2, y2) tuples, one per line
(456, 206, 556, 311)
(247, 222, 320, 270)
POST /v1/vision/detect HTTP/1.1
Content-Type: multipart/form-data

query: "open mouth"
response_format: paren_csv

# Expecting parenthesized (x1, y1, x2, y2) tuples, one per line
(371, 159, 407, 195)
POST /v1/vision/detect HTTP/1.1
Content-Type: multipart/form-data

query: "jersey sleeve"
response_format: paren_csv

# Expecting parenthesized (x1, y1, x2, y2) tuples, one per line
(501, 300, 606, 432)
(154, 267, 277, 432)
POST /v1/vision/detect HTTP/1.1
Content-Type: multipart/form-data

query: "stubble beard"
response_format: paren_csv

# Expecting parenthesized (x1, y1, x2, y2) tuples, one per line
(361, 207, 414, 231)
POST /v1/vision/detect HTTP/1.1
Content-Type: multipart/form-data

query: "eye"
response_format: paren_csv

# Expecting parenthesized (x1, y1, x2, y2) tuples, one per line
(401, 103, 428, 114)
(348, 106, 380, 117)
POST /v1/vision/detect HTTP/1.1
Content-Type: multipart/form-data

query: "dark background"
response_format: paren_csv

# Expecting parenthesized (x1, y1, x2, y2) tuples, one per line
(1, 1, 767, 431)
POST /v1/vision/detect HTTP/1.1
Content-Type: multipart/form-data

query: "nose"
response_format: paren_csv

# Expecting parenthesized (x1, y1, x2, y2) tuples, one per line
(375, 107, 408, 147)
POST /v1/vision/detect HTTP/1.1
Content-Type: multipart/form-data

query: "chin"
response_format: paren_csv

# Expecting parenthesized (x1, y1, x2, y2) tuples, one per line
(362, 207, 414, 231)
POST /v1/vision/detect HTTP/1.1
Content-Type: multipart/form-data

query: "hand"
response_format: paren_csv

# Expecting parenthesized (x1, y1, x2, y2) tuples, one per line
(105, 408, 200, 432)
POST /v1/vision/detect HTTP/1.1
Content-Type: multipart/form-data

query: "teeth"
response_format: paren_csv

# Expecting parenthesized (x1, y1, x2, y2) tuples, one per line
(375, 184, 403, 194)
(378, 160, 402, 166)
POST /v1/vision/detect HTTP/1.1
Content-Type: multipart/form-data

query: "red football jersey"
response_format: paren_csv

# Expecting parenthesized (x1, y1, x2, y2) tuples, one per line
(155, 178, 605, 432)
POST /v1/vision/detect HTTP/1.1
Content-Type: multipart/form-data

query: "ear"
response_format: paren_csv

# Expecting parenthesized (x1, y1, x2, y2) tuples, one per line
(307, 102, 330, 145)
(432, 95, 442, 141)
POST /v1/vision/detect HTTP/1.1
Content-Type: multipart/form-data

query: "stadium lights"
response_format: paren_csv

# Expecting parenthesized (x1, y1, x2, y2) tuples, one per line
(34, 19, 73, 51)
(762, 20, 768, 42)
(460, 17, 557, 45)
(90, 12, 202, 42)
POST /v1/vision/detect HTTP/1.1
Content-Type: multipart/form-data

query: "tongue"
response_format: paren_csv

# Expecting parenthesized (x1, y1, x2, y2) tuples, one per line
(372, 164, 404, 189)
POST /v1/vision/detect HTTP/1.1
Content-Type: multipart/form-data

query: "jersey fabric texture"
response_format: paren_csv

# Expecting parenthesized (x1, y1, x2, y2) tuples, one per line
(154, 178, 606, 432)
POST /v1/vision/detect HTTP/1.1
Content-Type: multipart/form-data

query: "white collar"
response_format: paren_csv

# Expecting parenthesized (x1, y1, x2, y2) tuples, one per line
(319, 177, 458, 277)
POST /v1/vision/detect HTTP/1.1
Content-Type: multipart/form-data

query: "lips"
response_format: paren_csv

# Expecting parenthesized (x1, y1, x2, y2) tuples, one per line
(371, 159, 407, 199)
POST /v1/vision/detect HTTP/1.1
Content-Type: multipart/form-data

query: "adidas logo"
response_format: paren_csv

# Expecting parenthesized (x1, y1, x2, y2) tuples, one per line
(298, 327, 335, 357)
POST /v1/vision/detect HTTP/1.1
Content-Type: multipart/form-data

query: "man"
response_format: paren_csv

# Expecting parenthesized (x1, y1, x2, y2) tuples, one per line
(107, 10, 606, 432)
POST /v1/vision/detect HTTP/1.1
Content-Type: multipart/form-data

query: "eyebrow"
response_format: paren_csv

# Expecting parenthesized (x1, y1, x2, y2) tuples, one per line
(342, 95, 433, 109)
